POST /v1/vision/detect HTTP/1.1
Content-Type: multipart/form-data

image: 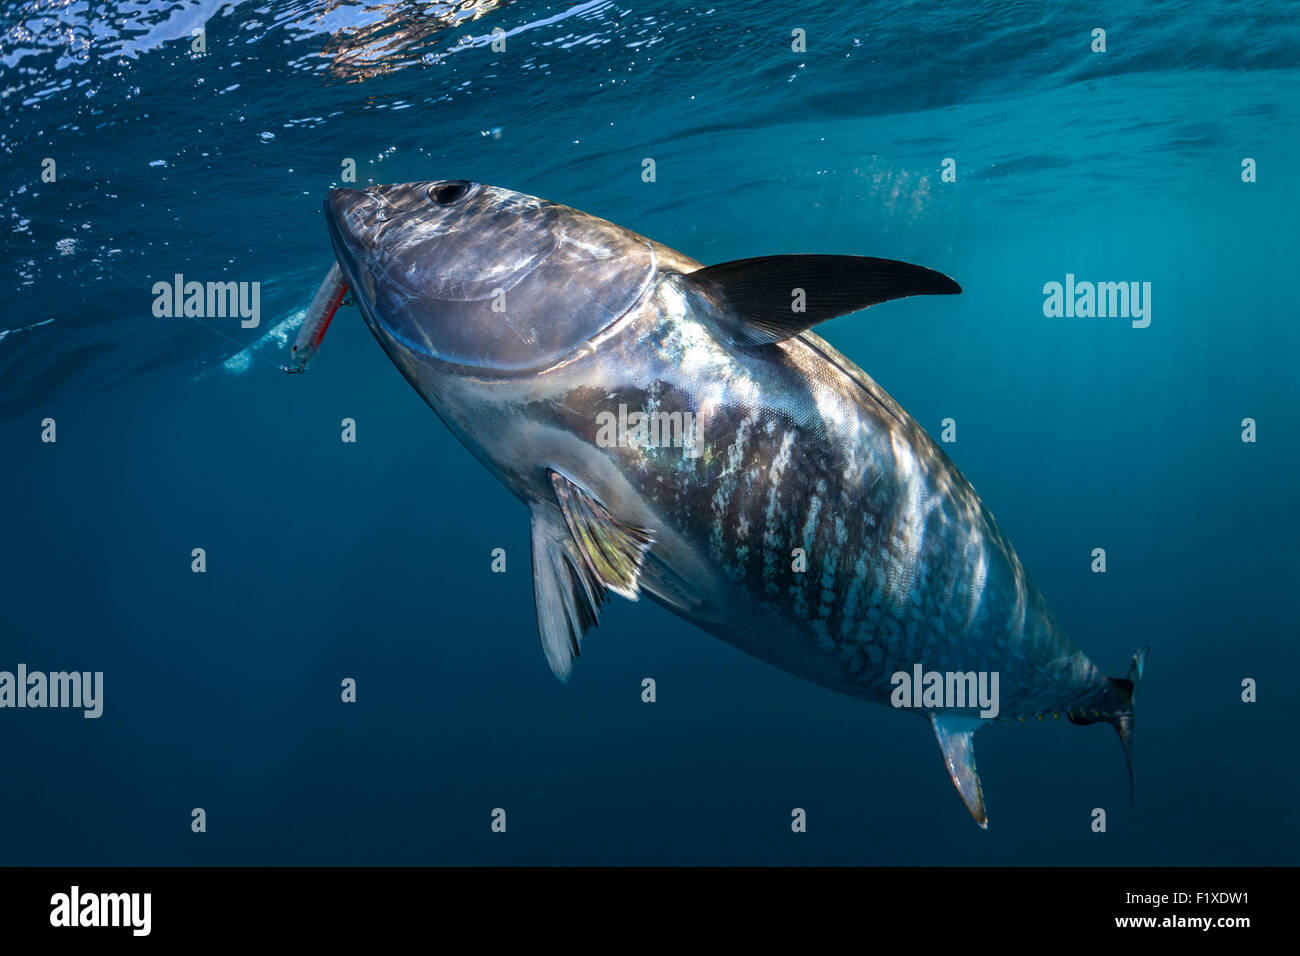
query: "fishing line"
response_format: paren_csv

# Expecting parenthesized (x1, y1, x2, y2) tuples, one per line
(105, 262, 293, 372)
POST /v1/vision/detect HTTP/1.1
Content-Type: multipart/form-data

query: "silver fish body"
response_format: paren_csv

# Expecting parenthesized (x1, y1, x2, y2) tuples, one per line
(324, 180, 1146, 826)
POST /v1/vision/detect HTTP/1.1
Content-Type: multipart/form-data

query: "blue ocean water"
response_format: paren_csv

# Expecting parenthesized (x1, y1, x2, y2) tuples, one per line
(1, 0, 1297, 865)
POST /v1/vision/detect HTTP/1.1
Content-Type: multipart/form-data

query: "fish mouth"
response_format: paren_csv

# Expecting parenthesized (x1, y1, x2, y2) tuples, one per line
(324, 187, 381, 329)
(324, 187, 376, 272)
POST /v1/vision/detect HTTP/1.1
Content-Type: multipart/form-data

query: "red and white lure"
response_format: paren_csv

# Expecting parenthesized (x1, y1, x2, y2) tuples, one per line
(286, 263, 348, 373)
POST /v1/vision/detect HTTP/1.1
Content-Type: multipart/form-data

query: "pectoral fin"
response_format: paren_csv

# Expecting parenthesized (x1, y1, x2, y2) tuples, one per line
(684, 254, 961, 347)
(548, 470, 654, 600)
(529, 472, 655, 681)
(930, 714, 988, 829)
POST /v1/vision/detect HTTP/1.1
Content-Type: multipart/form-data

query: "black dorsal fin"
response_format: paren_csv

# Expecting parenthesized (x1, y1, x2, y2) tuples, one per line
(683, 254, 961, 346)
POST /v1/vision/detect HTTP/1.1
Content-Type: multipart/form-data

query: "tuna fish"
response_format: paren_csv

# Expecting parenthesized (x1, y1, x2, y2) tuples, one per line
(322, 179, 1147, 827)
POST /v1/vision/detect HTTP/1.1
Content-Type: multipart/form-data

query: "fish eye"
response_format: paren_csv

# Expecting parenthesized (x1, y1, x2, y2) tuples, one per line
(430, 181, 471, 205)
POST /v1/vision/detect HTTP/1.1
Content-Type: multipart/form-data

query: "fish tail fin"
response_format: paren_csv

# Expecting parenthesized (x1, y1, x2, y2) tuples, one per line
(1071, 645, 1148, 802)
(1110, 645, 1148, 802)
